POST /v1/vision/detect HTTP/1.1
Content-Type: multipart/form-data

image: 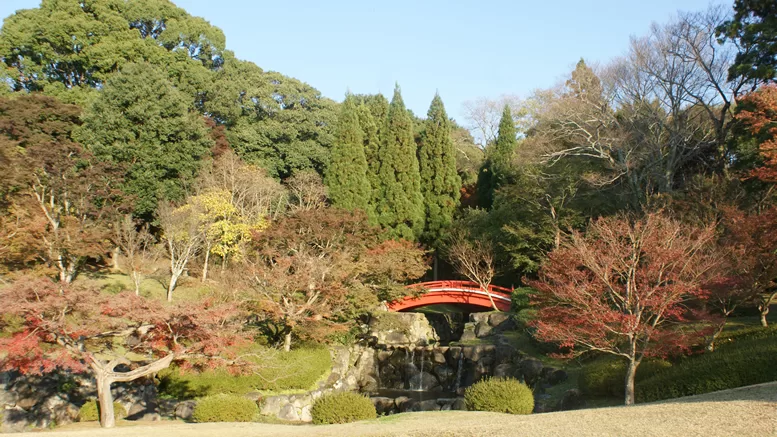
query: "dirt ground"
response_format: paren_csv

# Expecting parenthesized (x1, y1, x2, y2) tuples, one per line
(29, 382, 777, 437)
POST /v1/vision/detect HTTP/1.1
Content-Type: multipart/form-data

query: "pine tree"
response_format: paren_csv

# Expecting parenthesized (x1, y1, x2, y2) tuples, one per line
(477, 104, 517, 209)
(375, 85, 425, 240)
(419, 93, 461, 245)
(325, 94, 373, 217)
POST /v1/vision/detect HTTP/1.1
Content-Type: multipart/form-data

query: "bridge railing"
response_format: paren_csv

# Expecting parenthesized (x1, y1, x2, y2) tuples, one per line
(406, 280, 513, 297)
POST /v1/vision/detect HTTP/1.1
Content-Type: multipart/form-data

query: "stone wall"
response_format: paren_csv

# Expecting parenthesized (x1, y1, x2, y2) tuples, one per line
(0, 372, 162, 432)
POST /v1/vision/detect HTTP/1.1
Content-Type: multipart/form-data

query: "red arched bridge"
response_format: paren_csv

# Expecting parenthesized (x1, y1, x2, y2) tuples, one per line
(388, 280, 513, 312)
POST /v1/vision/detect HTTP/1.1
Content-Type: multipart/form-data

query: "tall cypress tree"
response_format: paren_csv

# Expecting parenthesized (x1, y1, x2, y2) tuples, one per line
(419, 93, 461, 245)
(326, 94, 373, 217)
(356, 101, 380, 209)
(375, 85, 425, 240)
(477, 104, 517, 209)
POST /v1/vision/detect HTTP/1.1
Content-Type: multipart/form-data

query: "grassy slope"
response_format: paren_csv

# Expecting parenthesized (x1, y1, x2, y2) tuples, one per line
(36, 382, 777, 437)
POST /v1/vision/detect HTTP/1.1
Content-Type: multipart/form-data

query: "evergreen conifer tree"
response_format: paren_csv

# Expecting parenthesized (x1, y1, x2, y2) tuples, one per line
(356, 101, 381, 211)
(325, 94, 373, 217)
(477, 104, 517, 209)
(419, 94, 461, 245)
(375, 85, 425, 240)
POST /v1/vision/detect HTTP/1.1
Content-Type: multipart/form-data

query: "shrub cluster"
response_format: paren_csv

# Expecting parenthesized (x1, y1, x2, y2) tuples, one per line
(77, 400, 127, 422)
(158, 346, 331, 398)
(311, 392, 376, 424)
(464, 377, 534, 415)
(191, 394, 259, 423)
(636, 329, 777, 402)
(579, 357, 671, 398)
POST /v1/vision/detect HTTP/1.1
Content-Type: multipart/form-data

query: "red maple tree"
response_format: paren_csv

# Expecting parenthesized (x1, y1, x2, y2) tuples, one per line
(0, 278, 248, 428)
(737, 84, 777, 182)
(527, 213, 719, 405)
(716, 206, 777, 328)
(0, 95, 126, 283)
(248, 208, 427, 351)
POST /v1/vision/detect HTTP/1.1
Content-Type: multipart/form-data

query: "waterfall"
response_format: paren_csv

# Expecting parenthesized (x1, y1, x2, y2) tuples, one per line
(417, 348, 426, 391)
(408, 347, 416, 390)
(453, 349, 465, 392)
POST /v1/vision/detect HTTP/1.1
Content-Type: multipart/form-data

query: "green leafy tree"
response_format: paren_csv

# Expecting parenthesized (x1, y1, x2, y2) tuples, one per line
(418, 94, 461, 245)
(76, 62, 213, 217)
(478, 105, 517, 208)
(718, 0, 777, 82)
(326, 94, 373, 217)
(0, 0, 225, 105)
(204, 55, 337, 178)
(374, 85, 425, 240)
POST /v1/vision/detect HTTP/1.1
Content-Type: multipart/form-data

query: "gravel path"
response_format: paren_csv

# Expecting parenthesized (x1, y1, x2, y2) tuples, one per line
(29, 382, 777, 437)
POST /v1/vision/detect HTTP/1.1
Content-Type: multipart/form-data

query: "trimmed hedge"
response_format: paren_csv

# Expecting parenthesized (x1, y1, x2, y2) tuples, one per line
(191, 394, 259, 423)
(579, 357, 671, 398)
(158, 347, 331, 398)
(77, 400, 127, 422)
(636, 329, 777, 402)
(464, 377, 534, 415)
(311, 392, 376, 424)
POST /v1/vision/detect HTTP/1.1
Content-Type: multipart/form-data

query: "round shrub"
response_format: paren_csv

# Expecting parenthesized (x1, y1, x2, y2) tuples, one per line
(191, 394, 259, 423)
(77, 400, 127, 422)
(311, 392, 376, 424)
(464, 377, 534, 414)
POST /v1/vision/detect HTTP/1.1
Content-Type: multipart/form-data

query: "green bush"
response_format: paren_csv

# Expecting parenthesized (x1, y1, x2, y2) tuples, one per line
(77, 400, 127, 422)
(191, 394, 259, 423)
(464, 377, 534, 415)
(311, 392, 376, 424)
(579, 357, 671, 398)
(636, 330, 777, 402)
(158, 346, 331, 398)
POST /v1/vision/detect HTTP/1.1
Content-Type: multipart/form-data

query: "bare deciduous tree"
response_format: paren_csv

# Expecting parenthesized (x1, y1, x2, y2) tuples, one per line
(198, 150, 288, 221)
(286, 170, 328, 212)
(461, 95, 529, 147)
(445, 229, 499, 311)
(530, 5, 760, 207)
(113, 215, 158, 295)
(158, 202, 205, 302)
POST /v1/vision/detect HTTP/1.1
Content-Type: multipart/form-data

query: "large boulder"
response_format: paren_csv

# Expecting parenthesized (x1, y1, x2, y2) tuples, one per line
(557, 389, 585, 411)
(474, 323, 493, 338)
(174, 400, 196, 421)
(368, 313, 439, 346)
(408, 372, 440, 391)
(411, 399, 440, 412)
(521, 358, 544, 383)
(371, 397, 396, 415)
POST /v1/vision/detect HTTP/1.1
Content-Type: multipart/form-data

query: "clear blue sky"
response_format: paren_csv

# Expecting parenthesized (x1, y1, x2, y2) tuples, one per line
(1, 0, 721, 123)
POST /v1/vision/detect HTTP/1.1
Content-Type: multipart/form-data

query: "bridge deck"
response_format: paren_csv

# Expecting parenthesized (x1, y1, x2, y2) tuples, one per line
(388, 280, 513, 312)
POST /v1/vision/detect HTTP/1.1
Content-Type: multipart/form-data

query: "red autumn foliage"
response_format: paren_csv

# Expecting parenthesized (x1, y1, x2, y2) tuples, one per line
(737, 84, 777, 182)
(0, 278, 249, 428)
(715, 206, 777, 328)
(0, 94, 127, 283)
(248, 208, 427, 351)
(527, 213, 719, 405)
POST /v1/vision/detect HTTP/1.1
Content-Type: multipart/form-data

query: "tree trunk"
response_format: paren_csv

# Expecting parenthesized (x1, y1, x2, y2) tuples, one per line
(167, 274, 178, 303)
(201, 245, 210, 283)
(624, 358, 638, 406)
(94, 371, 116, 428)
(483, 283, 498, 311)
(760, 293, 775, 327)
(112, 246, 121, 271)
(706, 322, 727, 352)
(761, 309, 768, 328)
(132, 271, 142, 296)
(283, 331, 292, 352)
(433, 254, 439, 281)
